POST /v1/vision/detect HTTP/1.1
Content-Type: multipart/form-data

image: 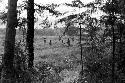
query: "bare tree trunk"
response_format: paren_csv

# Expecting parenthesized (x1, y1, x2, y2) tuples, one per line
(27, 0, 34, 68)
(1, 0, 18, 83)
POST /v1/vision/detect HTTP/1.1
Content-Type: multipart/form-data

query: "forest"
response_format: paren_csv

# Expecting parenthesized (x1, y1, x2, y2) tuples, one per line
(0, 0, 125, 83)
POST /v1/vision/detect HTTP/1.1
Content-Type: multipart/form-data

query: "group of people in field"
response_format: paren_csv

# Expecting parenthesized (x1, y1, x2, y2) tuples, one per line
(43, 36, 74, 46)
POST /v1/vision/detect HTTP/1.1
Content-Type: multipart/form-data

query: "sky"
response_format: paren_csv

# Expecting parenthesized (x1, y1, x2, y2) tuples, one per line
(0, 0, 95, 12)
(34, 0, 95, 5)
(0, 0, 104, 29)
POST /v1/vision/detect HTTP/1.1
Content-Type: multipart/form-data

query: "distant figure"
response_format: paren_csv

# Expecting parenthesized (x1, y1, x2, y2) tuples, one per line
(44, 37, 46, 44)
(59, 36, 61, 41)
(67, 38, 70, 46)
(49, 40, 52, 46)
(62, 40, 63, 43)
(71, 37, 74, 41)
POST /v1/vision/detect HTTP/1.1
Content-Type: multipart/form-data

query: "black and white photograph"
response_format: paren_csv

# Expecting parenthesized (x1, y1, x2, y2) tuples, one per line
(0, 0, 125, 83)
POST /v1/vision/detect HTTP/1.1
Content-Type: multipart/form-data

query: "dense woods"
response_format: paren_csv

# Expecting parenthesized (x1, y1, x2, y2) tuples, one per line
(0, 0, 125, 83)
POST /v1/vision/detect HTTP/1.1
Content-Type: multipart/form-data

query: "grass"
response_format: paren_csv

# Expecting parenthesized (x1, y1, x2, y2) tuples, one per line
(0, 28, 82, 83)
(34, 35, 82, 83)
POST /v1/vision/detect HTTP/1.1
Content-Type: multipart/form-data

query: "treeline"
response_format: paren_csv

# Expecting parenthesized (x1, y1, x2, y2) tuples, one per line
(0, 28, 63, 36)
(34, 28, 56, 36)
(0, 28, 60, 36)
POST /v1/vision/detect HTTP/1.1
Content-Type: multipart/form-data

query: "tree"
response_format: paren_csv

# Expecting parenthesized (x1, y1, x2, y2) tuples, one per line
(98, 0, 125, 82)
(26, 0, 34, 68)
(1, 0, 18, 83)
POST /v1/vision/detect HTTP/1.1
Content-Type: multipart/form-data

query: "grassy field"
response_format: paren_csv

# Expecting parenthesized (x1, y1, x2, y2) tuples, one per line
(34, 35, 83, 83)
(0, 29, 83, 83)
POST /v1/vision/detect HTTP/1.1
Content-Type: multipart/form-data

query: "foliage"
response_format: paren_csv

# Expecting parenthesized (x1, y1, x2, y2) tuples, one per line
(57, 0, 119, 83)
(35, 3, 61, 15)
(0, 12, 7, 24)
(34, 28, 56, 36)
(35, 61, 62, 83)
(14, 41, 45, 83)
(1, 0, 125, 82)
(81, 0, 125, 83)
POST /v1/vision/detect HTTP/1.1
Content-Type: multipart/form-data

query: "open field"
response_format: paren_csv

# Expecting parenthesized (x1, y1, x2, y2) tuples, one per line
(0, 29, 112, 83)
(34, 35, 83, 83)
(0, 28, 84, 83)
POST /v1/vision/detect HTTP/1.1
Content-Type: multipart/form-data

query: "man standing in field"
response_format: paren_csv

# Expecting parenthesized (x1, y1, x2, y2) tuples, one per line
(67, 38, 70, 46)
(49, 40, 52, 46)
(44, 37, 46, 44)
(59, 36, 61, 41)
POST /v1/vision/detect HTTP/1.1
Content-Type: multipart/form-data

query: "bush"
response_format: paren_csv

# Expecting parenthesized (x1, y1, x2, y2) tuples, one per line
(35, 61, 62, 83)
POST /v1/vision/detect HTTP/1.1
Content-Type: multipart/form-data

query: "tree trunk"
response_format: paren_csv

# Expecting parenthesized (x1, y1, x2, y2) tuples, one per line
(1, 0, 18, 83)
(27, 0, 34, 68)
